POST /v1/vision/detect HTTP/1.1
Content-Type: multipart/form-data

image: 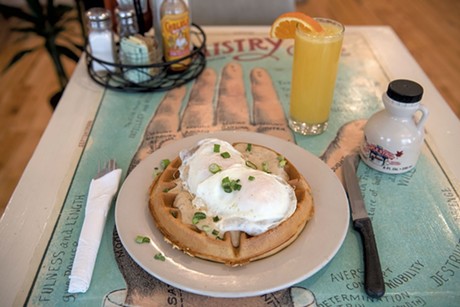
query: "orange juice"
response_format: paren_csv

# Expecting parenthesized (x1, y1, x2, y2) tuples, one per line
(289, 18, 344, 135)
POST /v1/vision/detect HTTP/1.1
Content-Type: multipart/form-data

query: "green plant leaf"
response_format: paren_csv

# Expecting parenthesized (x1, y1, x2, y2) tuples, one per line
(47, 0, 56, 24)
(61, 16, 80, 23)
(71, 41, 84, 52)
(2, 48, 37, 73)
(50, 4, 74, 24)
(10, 26, 39, 34)
(48, 3, 73, 25)
(56, 44, 80, 62)
(26, 0, 45, 20)
(50, 25, 66, 36)
(0, 4, 37, 23)
(2, 0, 82, 91)
(58, 32, 83, 47)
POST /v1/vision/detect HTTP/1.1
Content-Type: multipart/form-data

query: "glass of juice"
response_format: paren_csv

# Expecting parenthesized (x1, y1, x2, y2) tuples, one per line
(289, 18, 344, 135)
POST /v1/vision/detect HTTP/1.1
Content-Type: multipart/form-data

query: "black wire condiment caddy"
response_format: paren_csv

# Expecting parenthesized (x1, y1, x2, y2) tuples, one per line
(85, 23, 206, 92)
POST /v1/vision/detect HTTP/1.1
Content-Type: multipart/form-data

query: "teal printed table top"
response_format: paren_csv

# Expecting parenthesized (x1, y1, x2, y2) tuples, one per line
(1, 27, 459, 307)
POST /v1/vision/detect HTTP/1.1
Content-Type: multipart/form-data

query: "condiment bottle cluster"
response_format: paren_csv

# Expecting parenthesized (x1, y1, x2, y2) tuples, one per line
(85, 0, 191, 81)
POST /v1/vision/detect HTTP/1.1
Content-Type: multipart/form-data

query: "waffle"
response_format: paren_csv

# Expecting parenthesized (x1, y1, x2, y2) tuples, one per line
(148, 142, 314, 266)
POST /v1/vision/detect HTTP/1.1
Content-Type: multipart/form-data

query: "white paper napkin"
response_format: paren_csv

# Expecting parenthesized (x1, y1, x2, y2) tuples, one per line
(68, 168, 122, 293)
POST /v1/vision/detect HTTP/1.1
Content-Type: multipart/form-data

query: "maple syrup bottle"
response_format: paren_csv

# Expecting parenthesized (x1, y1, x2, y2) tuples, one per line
(360, 79, 429, 174)
(160, 0, 191, 71)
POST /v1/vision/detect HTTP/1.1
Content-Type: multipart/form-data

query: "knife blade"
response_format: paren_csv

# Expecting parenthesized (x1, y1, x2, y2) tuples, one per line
(343, 154, 385, 298)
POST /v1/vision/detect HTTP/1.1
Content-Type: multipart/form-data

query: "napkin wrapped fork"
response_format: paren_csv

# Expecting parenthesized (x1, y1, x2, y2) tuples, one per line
(68, 159, 122, 293)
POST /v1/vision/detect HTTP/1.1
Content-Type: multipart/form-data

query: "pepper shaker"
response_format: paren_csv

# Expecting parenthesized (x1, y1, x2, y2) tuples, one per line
(116, 8, 139, 39)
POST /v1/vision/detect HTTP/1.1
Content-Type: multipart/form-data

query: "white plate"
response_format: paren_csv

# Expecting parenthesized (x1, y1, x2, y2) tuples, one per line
(115, 131, 349, 298)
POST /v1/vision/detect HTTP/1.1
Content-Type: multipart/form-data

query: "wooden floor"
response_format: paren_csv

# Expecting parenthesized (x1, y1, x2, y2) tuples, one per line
(1, 0, 459, 217)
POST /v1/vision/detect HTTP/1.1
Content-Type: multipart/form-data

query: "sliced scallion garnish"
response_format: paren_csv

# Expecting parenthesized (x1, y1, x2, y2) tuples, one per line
(277, 155, 287, 167)
(135, 235, 150, 244)
(160, 159, 170, 170)
(245, 160, 257, 169)
(213, 216, 220, 222)
(209, 163, 222, 174)
(262, 162, 271, 173)
(154, 253, 165, 261)
(221, 176, 241, 193)
(153, 167, 161, 178)
(222, 177, 232, 193)
(248, 175, 255, 181)
(246, 143, 252, 152)
(220, 152, 231, 159)
(192, 212, 207, 224)
(213, 144, 221, 153)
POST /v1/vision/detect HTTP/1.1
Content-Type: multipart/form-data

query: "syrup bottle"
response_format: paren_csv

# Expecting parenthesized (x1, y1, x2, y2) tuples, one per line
(360, 79, 429, 174)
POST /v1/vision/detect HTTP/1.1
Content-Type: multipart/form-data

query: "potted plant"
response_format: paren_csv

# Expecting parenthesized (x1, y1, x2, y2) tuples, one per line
(0, 0, 83, 108)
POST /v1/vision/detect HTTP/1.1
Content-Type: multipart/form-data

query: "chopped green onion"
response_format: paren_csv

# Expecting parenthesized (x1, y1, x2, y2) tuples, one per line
(153, 167, 161, 178)
(213, 144, 221, 152)
(248, 175, 255, 181)
(245, 160, 257, 169)
(234, 181, 242, 191)
(277, 155, 287, 167)
(221, 176, 241, 193)
(192, 212, 207, 224)
(163, 188, 170, 193)
(160, 159, 170, 170)
(262, 162, 271, 173)
(212, 229, 219, 236)
(222, 177, 232, 193)
(135, 235, 150, 244)
(220, 152, 231, 159)
(213, 216, 221, 222)
(209, 163, 222, 174)
(154, 253, 165, 261)
(246, 143, 252, 152)
(153, 159, 171, 178)
(202, 225, 211, 232)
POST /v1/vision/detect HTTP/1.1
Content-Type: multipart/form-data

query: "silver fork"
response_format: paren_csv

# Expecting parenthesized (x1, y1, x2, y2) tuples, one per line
(95, 159, 117, 179)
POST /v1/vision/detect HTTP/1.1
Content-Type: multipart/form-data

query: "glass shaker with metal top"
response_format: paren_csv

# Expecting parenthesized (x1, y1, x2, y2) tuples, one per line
(86, 8, 116, 72)
(115, 8, 139, 38)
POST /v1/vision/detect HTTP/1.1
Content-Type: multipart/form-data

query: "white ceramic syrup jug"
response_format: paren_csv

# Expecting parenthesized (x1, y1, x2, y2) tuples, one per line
(360, 79, 429, 174)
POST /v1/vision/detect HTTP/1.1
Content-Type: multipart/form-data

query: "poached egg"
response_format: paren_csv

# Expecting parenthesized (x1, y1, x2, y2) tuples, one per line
(179, 138, 245, 194)
(178, 138, 296, 236)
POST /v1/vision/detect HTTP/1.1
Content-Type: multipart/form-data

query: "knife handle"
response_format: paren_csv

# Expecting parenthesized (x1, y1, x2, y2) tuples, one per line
(354, 218, 385, 298)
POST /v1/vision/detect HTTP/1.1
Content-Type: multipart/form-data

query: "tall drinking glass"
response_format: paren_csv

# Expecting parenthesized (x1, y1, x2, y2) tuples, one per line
(289, 18, 344, 135)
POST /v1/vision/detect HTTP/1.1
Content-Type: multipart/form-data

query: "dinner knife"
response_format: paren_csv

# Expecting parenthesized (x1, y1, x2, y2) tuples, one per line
(343, 154, 385, 298)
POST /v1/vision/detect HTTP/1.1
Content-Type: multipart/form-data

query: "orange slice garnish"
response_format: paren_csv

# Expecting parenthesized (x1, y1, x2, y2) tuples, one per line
(270, 12, 324, 39)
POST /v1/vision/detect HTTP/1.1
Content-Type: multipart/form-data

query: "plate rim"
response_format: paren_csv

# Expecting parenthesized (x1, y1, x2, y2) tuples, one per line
(115, 131, 349, 298)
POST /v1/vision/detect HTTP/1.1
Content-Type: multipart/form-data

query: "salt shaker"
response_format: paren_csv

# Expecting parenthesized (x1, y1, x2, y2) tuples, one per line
(86, 8, 116, 72)
(360, 79, 429, 174)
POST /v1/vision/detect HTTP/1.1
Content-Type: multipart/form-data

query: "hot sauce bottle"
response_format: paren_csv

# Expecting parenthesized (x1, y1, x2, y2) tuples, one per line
(160, 0, 191, 71)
